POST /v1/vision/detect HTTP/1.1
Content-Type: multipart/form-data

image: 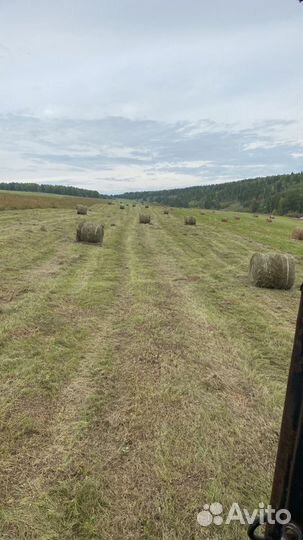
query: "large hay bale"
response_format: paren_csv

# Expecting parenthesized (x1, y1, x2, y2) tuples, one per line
(120, 204, 125, 210)
(77, 205, 88, 215)
(76, 222, 104, 245)
(139, 214, 151, 224)
(145, 204, 149, 208)
(132, 204, 136, 207)
(164, 209, 169, 215)
(184, 216, 196, 225)
(234, 216, 240, 220)
(267, 218, 273, 223)
(292, 228, 303, 240)
(221, 218, 228, 223)
(249, 253, 295, 290)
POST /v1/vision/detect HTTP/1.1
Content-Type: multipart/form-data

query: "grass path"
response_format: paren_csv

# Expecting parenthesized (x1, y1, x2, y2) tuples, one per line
(0, 203, 301, 539)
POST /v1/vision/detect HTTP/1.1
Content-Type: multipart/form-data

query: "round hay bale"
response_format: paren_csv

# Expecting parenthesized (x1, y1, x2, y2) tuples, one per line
(292, 228, 303, 240)
(221, 218, 228, 223)
(120, 204, 125, 210)
(139, 214, 151, 224)
(249, 253, 295, 290)
(267, 218, 273, 223)
(234, 216, 240, 221)
(76, 222, 104, 245)
(132, 204, 136, 207)
(77, 205, 88, 215)
(145, 204, 149, 208)
(254, 215, 259, 218)
(184, 216, 196, 225)
(163, 209, 169, 215)
(200, 211, 206, 215)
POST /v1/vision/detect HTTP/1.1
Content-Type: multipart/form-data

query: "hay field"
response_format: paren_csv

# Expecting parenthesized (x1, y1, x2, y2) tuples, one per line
(0, 200, 302, 540)
(0, 190, 101, 211)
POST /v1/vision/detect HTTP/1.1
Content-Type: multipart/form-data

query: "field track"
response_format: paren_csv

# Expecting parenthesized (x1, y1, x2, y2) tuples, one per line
(0, 202, 302, 539)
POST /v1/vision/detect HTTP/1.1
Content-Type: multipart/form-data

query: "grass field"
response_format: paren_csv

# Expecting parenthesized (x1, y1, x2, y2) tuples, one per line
(0, 190, 102, 210)
(0, 200, 302, 540)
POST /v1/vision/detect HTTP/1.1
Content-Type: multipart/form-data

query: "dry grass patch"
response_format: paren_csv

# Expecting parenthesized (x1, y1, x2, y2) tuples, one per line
(0, 191, 100, 211)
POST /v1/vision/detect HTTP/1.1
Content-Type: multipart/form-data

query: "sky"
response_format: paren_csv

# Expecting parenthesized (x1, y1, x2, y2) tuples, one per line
(0, 0, 302, 195)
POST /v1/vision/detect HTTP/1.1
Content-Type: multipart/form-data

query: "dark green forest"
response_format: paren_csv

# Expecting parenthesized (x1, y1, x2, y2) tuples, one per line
(119, 172, 303, 215)
(2, 172, 303, 214)
(0, 182, 103, 199)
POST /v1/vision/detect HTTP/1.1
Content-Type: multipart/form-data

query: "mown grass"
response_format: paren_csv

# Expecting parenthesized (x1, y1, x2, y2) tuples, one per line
(0, 200, 302, 539)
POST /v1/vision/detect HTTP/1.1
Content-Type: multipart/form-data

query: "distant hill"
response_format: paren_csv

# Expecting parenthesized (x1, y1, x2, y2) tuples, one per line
(0, 181, 104, 199)
(118, 172, 303, 215)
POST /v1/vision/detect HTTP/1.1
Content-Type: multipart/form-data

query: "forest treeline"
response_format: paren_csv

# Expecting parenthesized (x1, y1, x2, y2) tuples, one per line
(0, 182, 103, 199)
(2, 172, 303, 214)
(119, 172, 303, 215)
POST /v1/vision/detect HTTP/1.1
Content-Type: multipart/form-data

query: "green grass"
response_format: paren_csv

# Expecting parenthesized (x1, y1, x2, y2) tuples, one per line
(0, 202, 301, 539)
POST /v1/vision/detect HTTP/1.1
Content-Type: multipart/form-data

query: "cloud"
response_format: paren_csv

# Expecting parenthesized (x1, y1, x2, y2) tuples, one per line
(0, 113, 302, 193)
(0, 1, 302, 192)
(153, 160, 214, 170)
(243, 141, 283, 151)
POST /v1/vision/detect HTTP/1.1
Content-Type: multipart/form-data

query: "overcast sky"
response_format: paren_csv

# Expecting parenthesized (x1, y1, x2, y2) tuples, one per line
(0, 0, 302, 194)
